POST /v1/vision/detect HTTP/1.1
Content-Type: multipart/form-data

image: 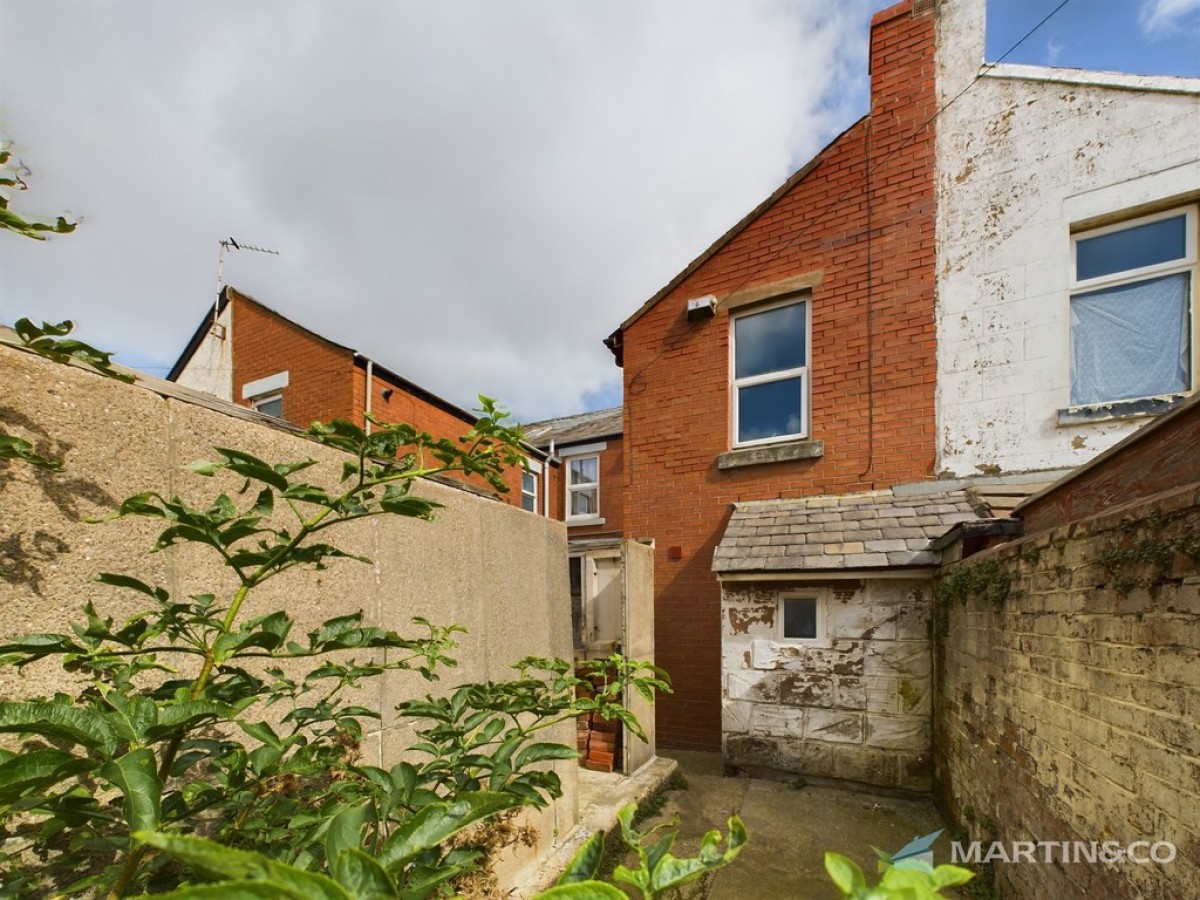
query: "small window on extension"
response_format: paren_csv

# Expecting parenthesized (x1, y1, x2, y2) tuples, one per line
(253, 394, 283, 419)
(782, 598, 818, 640)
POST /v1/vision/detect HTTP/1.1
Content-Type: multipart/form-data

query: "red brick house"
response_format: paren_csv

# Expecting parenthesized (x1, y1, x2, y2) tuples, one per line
(169, 285, 549, 506)
(603, 0, 956, 778)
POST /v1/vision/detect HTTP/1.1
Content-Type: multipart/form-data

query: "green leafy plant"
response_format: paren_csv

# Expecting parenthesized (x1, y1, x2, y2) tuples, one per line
(544, 803, 746, 899)
(0, 147, 75, 240)
(0, 396, 670, 897)
(824, 851, 973, 899)
(8, 317, 135, 383)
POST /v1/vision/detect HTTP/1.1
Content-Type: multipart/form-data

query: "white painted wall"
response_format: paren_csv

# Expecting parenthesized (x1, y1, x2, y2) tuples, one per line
(173, 302, 234, 401)
(935, 0, 1200, 477)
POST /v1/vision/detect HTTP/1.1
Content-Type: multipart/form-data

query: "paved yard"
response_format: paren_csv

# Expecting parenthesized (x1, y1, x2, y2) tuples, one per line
(638, 751, 955, 899)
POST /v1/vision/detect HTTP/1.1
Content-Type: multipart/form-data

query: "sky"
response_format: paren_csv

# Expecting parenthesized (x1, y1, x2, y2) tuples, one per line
(2, 0, 1198, 425)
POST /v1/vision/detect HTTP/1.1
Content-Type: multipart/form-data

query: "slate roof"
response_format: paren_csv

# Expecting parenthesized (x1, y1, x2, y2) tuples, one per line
(712, 487, 985, 574)
(523, 407, 622, 449)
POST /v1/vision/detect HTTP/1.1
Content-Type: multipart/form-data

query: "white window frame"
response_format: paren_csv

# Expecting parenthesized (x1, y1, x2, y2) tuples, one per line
(565, 453, 601, 523)
(778, 594, 824, 642)
(1069, 205, 1197, 406)
(730, 295, 811, 448)
(251, 393, 283, 418)
(521, 468, 538, 514)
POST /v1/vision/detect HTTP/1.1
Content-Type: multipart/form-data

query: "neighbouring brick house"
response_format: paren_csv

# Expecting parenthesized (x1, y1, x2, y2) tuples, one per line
(604, 0, 949, 772)
(169, 285, 551, 506)
(602, 0, 1199, 793)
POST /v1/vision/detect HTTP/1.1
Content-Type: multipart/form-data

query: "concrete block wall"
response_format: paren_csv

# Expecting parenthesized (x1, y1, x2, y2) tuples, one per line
(722, 578, 934, 790)
(933, 484, 1200, 898)
(620, 0, 939, 750)
(0, 343, 577, 892)
(934, 0, 1200, 478)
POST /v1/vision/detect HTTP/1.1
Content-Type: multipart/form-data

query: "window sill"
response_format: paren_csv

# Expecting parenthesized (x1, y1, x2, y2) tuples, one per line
(567, 516, 606, 527)
(717, 439, 824, 470)
(1057, 394, 1189, 426)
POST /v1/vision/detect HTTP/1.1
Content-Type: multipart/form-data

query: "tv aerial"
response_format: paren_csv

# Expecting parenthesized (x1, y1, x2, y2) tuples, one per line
(210, 236, 280, 332)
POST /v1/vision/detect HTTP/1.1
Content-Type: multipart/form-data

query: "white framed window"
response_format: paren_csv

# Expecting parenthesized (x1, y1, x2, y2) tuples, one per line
(731, 296, 809, 446)
(252, 393, 283, 418)
(778, 595, 822, 641)
(521, 469, 538, 513)
(566, 454, 599, 520)
(1069, 206, 1196, 407)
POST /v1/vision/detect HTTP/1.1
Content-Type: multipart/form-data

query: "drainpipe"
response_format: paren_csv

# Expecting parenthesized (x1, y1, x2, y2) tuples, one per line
(364, 358, 373, 434)
(545, 440, 556, 518)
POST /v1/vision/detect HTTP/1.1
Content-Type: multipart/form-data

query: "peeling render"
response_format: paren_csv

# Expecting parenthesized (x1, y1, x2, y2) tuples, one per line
(934, 0, 1200, 478)
(721, 579, 934, 791)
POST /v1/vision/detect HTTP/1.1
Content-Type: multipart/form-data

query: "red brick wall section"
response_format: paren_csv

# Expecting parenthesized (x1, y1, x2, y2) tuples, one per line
(619, 1, 938, 750)
(353, 368, 530, 504)
(229, 291, 529, 507)
(1019, 399, 1200, 535)
(231, 293, 356, 429)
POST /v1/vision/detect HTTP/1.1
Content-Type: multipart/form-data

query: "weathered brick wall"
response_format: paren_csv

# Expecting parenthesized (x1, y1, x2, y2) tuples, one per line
(722, 578, 934, 791)
(934, 484, 1200, 898)
(620, 0, 938, 750)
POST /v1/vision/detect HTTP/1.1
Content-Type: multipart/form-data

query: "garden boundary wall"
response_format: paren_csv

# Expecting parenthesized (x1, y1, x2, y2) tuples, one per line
(933, 399, 1200, 898)
(0, 341, 578, 892)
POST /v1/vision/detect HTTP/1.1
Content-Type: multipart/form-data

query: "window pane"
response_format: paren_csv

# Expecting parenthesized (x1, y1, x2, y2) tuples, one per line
(1070, 273, 1190, 405)
(737, 377, 803, 443)
(254, 396, 283, 418)
(569, 456, 598, 485)
(521, 471, 536, 512)
(570, 487, 597, 517)
(1076, 215, 1187, 281)
(734, 302, 807, 379)
(783, 598, 817, 639)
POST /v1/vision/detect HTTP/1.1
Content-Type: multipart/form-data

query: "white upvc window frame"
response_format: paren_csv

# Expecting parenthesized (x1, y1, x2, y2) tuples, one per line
(730, 295, 811, 448)
(565, 453, 600, 522)
(1069, 205, 1197, 406)
(521, 468, 538, 514)
(777, 593, 824, 642)
(251, 393, 283, 418)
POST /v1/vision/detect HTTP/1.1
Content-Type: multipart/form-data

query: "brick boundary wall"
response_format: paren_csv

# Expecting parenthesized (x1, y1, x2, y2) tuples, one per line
(933, 483, 1200, 898)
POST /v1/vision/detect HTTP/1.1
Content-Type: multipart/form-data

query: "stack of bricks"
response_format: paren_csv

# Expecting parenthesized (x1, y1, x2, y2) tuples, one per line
(576, 712, 622, 773)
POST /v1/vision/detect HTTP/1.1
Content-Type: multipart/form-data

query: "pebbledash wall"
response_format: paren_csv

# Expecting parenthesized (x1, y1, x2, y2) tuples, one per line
(933, 397, 1200, 898)
(0, 341, 577, 892)
(615, 0, 939, 752)
(934, 0, 1200, 478)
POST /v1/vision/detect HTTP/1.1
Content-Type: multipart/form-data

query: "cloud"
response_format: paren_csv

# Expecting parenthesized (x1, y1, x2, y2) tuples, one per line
(1139, 0, 1200, 37)
(1, 0, 874, 423)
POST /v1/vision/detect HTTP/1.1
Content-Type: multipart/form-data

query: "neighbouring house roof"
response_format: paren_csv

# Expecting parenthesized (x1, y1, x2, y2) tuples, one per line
(712, 486, 985, 574)
(523, 407, 622, 449)
(166, 286, 491, 431)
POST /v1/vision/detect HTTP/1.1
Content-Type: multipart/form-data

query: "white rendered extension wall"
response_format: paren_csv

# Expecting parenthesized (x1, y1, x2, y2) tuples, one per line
(934, 0, 1200, 478)
(173, 302, 234, 401)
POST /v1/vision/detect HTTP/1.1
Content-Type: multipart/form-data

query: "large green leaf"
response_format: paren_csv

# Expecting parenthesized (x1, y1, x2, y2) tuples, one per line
(325, 801, 371, 866)
(331, 848, 397, 899)
(0, 700, 119, 755)
(378, 792, 523, 870)
(135, 832, 350, 900)
(100, 748, 162, 833)
(535, 884, 626, 899)
(514, 742, 579, 769)
(0, 748, 93, 806)
(555, 830, 605, 885)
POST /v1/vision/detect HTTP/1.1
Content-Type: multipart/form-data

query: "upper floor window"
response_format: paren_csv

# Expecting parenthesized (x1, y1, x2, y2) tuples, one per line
(521, 469, 538, 513)
(566, 455, 599, 520)
(731, 298, 809, 446)
(1070, 206, 1196, 406)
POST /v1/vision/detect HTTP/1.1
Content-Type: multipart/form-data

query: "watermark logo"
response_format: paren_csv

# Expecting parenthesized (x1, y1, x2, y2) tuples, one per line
(875, 829, 943, 871)
(876, 830, 1176, 869)
(951, 840, 1177, 866)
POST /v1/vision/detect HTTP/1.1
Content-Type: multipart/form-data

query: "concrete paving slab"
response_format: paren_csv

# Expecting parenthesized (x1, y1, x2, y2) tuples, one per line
(649, 751, 954, 899)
